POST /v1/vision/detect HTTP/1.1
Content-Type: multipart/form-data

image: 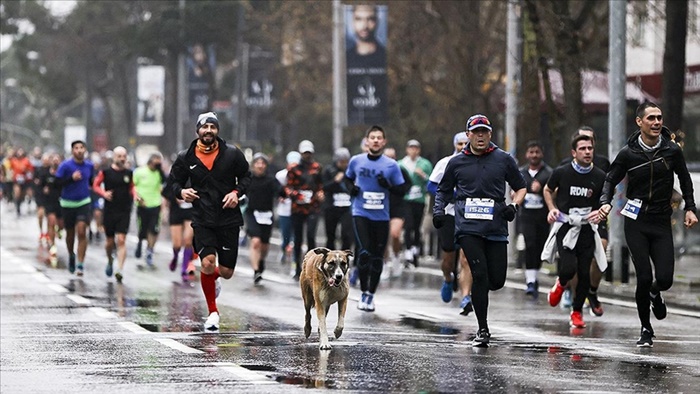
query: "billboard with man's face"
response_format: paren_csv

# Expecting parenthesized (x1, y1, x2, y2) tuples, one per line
(345, 4, 388, 125)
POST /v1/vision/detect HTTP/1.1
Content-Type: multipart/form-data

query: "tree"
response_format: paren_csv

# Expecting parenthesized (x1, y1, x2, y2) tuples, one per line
(661, 0, 688, 134)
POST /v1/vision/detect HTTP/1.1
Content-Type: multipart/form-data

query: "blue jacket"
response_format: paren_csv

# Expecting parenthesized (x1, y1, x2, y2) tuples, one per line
(434, 142, 526, 240)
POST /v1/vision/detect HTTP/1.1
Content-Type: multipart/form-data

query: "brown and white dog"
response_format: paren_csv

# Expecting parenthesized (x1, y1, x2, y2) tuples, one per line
(300, 247, 352, 350)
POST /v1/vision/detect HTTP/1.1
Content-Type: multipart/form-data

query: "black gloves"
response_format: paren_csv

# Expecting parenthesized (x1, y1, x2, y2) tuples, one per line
(377, 173, 390, 188)
(501, 203, 518, 222)
(349, 185, 360, 197)
(433, 215, 447, 229)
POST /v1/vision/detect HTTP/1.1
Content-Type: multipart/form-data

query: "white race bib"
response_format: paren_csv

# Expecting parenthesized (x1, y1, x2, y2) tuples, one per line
(621, 199, 642, 220)
(333, 192, 351, 207)
(179, 201, 193, 209)
(407, 185, 423, 200)
(298, 190, 313, 204)
(253, 210, 273, 225)
(362, 191, 385, 210)
(464, 198, 495, 220)
(523, 193, 544, 210)
(15, 174, 25, 184)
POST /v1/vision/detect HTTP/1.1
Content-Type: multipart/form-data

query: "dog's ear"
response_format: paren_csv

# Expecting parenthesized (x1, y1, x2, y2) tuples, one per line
(313, 247, 331, 256)
(342, 249, 353, 258)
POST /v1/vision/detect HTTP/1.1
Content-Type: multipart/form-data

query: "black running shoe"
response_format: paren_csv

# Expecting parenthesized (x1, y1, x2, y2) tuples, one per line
(68, 254, 76, 274)
(472, 328, 491, 347)
(135, 241, 142, 258)
(254, 271, 263, 284)
(651, 293, 667, 320)
(636, 327, 654, 347)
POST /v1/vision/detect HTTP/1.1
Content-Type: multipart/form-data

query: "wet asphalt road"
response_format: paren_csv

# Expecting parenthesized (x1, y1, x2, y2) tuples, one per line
(2, 203, 700, 393)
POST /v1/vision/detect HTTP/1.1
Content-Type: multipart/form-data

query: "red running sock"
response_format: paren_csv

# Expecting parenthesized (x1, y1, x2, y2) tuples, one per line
(201, 272, 218, 314)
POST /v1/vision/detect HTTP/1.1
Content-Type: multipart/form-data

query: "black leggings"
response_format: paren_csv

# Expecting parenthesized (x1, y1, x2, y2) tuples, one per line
(325, 208, 353, 250)
(458, 235, 508, 331)
(522, 218, 549, 270)
(403, 201, 425, 250)
(556, 225, 595, 312)
(353, 216, 389, 294)
(624, 215, 674, 331)
(292, 212, 319, 276)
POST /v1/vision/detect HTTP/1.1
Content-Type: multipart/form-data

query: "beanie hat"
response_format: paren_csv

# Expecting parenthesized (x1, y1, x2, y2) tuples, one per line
(453, 131, 468, 145)
(286, 151, 301, 165)
(196, 112, 219, 132)
(333, 147, 351, 162)
(252, 152, 269, 164)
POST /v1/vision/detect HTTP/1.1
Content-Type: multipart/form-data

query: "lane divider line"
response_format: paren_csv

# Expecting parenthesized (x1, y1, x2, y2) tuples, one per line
(32, 272, 51, 283)
(117, 321, 151, 334)
(215, 362, 278, 384)
(65, 294, 91, 305)
(47, 283, 68, 293)
(89, 307, 117, 319)
(154, 338, 204, 354)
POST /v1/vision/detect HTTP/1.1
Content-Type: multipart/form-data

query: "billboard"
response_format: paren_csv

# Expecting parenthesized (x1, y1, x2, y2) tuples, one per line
(188, 43, 216, 119)
(345, 4, 388, 125)
(136, 65, 165, 136)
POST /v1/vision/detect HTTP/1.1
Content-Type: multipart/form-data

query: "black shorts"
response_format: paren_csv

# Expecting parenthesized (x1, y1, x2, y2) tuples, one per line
(103, 210, 131, 237)
(137, 206, 161, 235)
(62, 203, 92, 228)
(193, 225, 240, 269)
(437, 214, 457, 252)
(45, 200, 62, 218)
(245, 210, 273, 243)
(169, 203, 193, 225)
(390, 199, 408, 220)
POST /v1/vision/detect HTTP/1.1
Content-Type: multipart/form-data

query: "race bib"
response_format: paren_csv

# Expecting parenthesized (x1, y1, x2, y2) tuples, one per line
(179, 201, 193, 209)
(464, 198, 495, 220)
(362, 191, 385, 210)
(15, 175, 25, 184)
(523, 193, 544, 210)
(253, 210, 273, 225)
(621, 198, 642, 220)
(407, 185, 423, 200)
(333, 192, 351, 207)
(298, 190, 313, 204)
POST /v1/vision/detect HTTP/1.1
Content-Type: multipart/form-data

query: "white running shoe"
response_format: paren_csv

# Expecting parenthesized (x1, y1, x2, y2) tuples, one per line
(204, 311, 220, 331)
(357, 292, 368, 310)
(215, 278, 222, 298)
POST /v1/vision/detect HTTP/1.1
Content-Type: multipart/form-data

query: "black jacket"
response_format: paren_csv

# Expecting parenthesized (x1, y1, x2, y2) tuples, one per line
(600, 127, 696, 216)
(168, 137, 251, 227)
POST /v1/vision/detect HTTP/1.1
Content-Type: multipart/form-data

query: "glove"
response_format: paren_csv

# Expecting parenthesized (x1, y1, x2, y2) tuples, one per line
(433, 215, 447, 229)
(377, 173, 390, 188)
(501, 203, 518, 222)
(349, 185, 360, 197)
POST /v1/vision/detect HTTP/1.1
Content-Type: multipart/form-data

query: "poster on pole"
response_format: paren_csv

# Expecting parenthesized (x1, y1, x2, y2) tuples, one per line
(345, 4, 388, 125)
(136, 65, 165, 136)
(188, 43, 217, 119)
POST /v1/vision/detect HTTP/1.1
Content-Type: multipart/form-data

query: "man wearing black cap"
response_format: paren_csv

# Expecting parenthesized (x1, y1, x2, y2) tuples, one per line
(322, 147, 354, 251)
(168, 111, 251, 331)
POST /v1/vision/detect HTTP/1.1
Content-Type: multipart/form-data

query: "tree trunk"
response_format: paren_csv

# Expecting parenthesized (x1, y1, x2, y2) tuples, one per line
(661, 0, 688, 134)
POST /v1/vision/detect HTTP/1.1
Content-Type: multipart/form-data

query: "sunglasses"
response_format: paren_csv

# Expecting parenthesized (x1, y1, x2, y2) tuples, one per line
(468, 117, 491, 128)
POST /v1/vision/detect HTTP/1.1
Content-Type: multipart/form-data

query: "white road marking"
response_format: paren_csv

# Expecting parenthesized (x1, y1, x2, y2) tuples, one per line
(215, 362, 277, 384)
(47, 283, 68, 293)
(21, 264, 37, 273)
(154, 338, 204, 354)
(32, 272, 50, 283)
(65, 294, 91, 305)
(117, 321, 151, 334)
(89, 307, 117, 319)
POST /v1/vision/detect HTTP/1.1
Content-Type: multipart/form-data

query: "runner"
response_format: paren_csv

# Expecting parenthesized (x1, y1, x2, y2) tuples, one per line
(55, 141, 94, 276)
(168, 112, 251, 331)
(399, 139, 433, 267)
(37, 152, 64, 267)
(322, 147, 354, 251)
(345, 125, 406, 312)
(133, 152, 165, 268)
(92, 146, 134, 282)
